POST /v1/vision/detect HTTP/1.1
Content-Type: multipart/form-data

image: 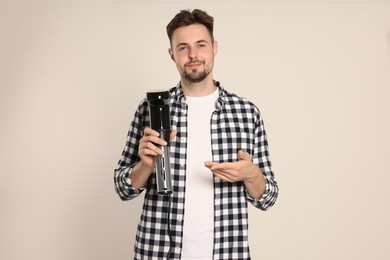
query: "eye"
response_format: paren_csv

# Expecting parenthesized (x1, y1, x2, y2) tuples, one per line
(178, 46, 188, 52)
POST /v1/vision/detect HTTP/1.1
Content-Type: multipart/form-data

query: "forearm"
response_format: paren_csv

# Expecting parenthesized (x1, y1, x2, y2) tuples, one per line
(130, 161, 154, 189)
(114, 99, 152, 200)
(245, 161, 278, 210)
(243, 166, 266, 199)
(248, 112, 279, 210)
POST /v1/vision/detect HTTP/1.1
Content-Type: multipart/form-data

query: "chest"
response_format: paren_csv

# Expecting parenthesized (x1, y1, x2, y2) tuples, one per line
(171, 103, 256, 162)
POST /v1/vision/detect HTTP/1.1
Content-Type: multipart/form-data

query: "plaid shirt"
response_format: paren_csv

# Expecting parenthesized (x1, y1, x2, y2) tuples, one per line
(114, 81, 278, 259)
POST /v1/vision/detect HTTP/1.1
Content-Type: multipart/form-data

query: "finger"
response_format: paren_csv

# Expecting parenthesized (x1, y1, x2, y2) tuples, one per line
(141, 148, 159, 157)
(204, 161, 229, 171)
(170, 129, 177, 141)
(144, 142, 165, 155)
(238, 150, 250, 161)
(145, 135, 168, 147)
(204, 161, 218, 168)
(212, 171, 234, 183)
(209, 162, 238, 172)
(144, 127, 160, 137)
(140, 137, 165, 155)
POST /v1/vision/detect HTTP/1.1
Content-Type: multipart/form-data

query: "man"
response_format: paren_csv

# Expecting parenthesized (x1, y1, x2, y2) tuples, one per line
(114, 9, 278, 259)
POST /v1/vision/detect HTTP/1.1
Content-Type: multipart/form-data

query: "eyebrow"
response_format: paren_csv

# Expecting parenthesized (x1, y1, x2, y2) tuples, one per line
(175, 39, 209, 49)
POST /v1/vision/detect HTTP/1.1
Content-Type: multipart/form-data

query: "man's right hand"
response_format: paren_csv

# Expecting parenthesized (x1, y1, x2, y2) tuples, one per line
(131, 128, 176, 189)
(138, 127, 177, 171)
(138, 127, 167, 170)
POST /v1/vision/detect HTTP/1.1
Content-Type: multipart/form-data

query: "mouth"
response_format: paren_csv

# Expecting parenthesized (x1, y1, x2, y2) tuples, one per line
(186, 62, 202, 69)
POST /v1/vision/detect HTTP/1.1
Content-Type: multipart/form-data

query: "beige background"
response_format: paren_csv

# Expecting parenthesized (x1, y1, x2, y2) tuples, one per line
(1, 0, 389, 259)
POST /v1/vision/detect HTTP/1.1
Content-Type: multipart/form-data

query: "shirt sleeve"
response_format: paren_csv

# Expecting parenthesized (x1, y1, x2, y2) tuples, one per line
(247, 109, 279, 210)
(245, 177, 279, 210)
(114, 100, 150, 201)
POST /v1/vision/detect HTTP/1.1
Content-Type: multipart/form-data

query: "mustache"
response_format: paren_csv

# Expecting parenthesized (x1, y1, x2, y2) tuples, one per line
(185, 59, 203, 66)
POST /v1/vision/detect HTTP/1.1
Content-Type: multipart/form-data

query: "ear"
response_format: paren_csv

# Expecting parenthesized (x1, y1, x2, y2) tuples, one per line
(168, 48, 175, 62)
(213, 41, 218, 56)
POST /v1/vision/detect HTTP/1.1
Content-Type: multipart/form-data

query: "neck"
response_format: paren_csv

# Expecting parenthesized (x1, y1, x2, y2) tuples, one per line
(181, 77, 216, 97)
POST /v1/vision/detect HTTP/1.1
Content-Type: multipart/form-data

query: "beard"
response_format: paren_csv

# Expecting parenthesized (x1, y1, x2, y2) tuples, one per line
(182, 69, 208, 83)
(181, 61, 211, 83)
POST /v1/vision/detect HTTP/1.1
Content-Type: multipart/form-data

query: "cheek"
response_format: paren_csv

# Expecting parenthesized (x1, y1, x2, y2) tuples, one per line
(174, 58, 186, 70)
(175, 55, 189, 65)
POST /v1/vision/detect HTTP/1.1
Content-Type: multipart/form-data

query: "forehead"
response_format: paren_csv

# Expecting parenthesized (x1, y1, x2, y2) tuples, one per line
(171, 24, 212, 46)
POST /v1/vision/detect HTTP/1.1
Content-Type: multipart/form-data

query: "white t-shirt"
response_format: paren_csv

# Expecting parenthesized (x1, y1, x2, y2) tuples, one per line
(181, 89, 219, 259)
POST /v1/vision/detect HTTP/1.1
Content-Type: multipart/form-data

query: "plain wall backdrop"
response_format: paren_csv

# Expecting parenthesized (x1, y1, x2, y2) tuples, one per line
(1, 0, 389, 259)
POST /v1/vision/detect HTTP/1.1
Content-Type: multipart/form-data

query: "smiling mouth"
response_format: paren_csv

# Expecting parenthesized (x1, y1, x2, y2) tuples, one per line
(187, 62, 202, 68)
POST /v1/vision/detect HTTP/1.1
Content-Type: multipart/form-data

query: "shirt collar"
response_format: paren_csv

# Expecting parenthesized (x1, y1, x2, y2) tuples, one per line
(170, 80, 227, 109)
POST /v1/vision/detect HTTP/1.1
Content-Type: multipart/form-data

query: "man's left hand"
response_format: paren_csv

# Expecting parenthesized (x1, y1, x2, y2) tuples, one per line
(204, 150, 266, 199)
(204, 150, 260, 183)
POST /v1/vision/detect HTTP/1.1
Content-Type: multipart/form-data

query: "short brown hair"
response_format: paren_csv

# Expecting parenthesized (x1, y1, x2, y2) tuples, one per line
(166, 9, 214, 44)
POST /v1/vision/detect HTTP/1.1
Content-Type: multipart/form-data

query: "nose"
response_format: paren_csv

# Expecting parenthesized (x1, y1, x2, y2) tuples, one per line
(188, 48, 197, 60)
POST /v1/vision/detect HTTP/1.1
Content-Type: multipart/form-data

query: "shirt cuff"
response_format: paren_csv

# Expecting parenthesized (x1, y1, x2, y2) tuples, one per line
(246, 178, 273, 210)
(122, 165, 148, 194)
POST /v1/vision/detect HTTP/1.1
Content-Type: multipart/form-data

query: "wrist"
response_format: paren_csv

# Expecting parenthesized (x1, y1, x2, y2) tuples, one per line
(244, 172, 262, 185)
(244, 164, 262, 183)
(140, 160, 154, 172)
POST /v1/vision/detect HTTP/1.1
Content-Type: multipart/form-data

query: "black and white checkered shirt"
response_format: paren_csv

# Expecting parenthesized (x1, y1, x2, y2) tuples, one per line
(114, 81, 279, 259)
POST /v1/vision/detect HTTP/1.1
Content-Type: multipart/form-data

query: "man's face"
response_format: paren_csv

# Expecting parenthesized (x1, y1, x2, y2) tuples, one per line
(169, 24, 218, 84)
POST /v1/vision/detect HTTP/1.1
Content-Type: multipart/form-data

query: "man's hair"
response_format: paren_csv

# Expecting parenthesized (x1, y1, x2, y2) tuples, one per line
(166, 9, 214, 44)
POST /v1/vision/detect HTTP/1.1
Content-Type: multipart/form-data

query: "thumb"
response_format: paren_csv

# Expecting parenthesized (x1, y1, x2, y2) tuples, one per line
(170, 129, 177, 141)
(238, 150, 250, 161)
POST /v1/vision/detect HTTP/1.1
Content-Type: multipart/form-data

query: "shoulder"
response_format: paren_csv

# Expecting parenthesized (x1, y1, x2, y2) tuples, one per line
(220, 86, 261, 115)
